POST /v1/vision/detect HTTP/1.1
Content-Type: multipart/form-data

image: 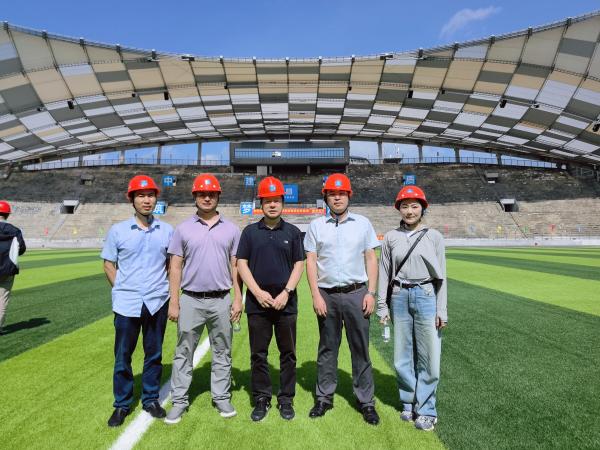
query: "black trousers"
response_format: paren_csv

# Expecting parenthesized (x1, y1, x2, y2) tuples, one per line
(248, 311, 297, 404)
(315, 286, 375, 406)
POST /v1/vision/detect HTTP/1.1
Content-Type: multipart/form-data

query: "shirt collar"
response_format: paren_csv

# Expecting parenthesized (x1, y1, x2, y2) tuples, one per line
(129, 215, 160, 230)
(194, 212, 224, 226)
(258, 217, 284, 230)
(326, 211, 355, 224)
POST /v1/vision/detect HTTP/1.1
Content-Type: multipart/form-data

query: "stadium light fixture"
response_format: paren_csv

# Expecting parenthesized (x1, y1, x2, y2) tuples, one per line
(146, 49, 159, 62)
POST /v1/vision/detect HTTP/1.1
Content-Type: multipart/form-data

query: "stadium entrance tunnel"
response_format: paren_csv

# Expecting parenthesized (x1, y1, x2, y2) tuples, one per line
(61, 200, 79, 214)
(499, 198, 518, 212)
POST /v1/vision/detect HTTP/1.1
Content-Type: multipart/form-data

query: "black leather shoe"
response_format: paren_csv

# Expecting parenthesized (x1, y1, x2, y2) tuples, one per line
(107, 408, 130, 427)
(309, 401, 333, 418)
(143, 401, 166, 419)
(251, 398, 271, 422)
(278, 403, 295, 420)
(361, 405, 380, 425)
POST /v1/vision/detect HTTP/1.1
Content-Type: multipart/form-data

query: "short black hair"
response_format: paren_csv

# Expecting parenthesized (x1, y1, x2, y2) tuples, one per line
(0, 213, 9, 219)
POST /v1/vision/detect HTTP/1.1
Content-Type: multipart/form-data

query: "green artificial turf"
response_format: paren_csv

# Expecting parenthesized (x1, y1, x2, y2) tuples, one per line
(371, 247, 600, 450)
(0, 250, 111, 361)
(2, 247, 599, 449)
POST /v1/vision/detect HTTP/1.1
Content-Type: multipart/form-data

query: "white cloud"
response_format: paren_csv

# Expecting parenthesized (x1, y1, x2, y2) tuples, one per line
(440, 6, 501, 39)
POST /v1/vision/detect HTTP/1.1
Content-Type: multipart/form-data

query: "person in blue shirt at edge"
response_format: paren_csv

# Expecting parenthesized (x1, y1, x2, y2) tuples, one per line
(304, 173, 381, 425)
(101, 175, 174, 427)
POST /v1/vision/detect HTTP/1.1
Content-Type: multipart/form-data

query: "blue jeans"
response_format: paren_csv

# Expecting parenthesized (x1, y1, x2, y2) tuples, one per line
(113, 301, 168, 410)
(391, 284, 441, 417)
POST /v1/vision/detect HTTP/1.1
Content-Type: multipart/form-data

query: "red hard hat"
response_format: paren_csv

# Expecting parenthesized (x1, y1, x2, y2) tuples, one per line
(127, 175, 160, 199)
(257, 176, 285, 199)
(395, 185, 428, 210)
(192, 174, 222, 194)
(0, 201, 11, 214)
(322, 173, 352, 196)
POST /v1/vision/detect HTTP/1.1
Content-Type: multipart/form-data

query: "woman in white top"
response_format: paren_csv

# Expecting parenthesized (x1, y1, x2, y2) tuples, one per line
(377, 185, 447, 432)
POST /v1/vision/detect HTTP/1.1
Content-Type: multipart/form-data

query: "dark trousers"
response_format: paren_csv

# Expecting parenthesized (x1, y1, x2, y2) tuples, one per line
(248, 311, 297, 405)
(316, 286, 375, 406)
(113, 301, 168, 410)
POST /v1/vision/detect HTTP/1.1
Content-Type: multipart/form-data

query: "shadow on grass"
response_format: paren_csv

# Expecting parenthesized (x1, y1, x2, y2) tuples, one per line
(0, 274, 111, 362)
(1, 317, 50, 335)
(296, 360, 398, 411)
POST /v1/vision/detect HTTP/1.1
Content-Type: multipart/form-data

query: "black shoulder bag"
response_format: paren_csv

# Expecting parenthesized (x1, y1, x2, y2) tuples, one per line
(385, 228, 428, 310)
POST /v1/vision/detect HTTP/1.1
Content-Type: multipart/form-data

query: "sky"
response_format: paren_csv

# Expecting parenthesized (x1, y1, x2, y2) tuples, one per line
(4, 1, 599, 162)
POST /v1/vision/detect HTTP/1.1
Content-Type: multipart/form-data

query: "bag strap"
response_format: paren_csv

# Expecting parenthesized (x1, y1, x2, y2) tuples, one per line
(388, 228, 428, 289)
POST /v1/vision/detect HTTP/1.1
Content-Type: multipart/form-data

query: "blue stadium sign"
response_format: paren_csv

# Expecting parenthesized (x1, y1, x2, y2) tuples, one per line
(162, 175, 176, 187)
(284, 184, 299, 203)
(240, 202, 254, 215)
(153, 201, 167, 215)
(403, 173, 417, 185)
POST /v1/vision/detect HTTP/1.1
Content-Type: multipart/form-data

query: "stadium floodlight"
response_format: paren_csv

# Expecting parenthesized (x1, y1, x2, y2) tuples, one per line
(146, 49, 159, 62)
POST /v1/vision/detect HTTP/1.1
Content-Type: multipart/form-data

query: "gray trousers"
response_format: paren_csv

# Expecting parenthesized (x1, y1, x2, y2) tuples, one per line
(0, 275, 15, 329)
(170, 292, 232, 408)
(315, 286, 375, 406)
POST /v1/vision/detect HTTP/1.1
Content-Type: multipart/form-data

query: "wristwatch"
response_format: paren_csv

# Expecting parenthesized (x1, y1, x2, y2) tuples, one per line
(284, 287, 293, 294)
(367, 290, 377, 297)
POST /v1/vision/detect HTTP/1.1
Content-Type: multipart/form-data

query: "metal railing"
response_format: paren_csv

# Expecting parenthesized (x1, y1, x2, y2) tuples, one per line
(21, 155, 558, 171)
(23, 158, 230, 171)
(358, 157, 558, 168)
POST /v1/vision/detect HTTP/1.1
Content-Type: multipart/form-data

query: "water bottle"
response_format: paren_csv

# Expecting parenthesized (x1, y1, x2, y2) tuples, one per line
(382, 323, 390, 343)
(233, 320, 241, 333)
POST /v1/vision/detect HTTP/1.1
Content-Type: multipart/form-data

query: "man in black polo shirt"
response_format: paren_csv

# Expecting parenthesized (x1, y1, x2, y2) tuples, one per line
(236, 176, 305, 422)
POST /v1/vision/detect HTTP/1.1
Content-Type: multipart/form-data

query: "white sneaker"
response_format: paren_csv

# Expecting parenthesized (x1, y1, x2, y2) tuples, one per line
(164, 406, 188, 424)
(400, 410, 414, 422)
(414, 415, 437, 431)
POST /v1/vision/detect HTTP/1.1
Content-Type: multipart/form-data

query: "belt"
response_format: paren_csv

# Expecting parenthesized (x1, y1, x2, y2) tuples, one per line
(182, 289, 229, 299)
(321, 282, 366, 294)
(396, 280, 433, 289)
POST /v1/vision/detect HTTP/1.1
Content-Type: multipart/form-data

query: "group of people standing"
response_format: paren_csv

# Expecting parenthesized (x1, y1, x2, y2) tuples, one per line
(100, 172, 447, 432)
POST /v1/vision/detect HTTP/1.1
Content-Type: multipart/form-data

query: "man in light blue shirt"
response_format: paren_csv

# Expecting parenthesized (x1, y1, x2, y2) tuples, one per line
(304, 173, 381, 425)
(101, 175, 173, 427)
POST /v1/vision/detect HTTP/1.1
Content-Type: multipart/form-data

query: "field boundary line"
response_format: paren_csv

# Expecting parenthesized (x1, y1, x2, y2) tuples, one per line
(109, 336, 210, 450)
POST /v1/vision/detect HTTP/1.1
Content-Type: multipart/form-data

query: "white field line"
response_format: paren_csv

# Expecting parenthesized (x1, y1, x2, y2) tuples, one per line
(109, 336, 210, 450)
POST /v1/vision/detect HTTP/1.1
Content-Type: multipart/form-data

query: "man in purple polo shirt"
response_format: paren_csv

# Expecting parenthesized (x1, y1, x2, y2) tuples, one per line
(165, 174, 243, 424)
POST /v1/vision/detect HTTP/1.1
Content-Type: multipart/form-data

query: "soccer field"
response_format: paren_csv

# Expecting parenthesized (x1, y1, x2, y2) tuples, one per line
(1, 247, 599, 449)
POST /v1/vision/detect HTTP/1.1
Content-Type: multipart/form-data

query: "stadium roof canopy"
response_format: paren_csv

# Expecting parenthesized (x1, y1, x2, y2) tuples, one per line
(1, 11, 600, 167)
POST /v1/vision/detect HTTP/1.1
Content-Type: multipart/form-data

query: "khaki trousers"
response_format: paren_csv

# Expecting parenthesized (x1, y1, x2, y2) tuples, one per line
(0, 275, 15, 329)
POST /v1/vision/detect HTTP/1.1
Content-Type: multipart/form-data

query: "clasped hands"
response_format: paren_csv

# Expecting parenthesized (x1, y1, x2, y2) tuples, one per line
(255, 288, 288, 310)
